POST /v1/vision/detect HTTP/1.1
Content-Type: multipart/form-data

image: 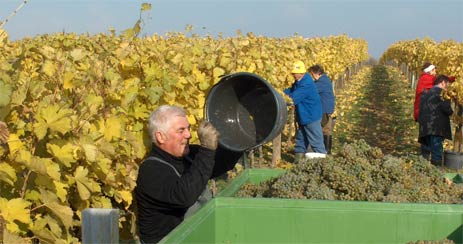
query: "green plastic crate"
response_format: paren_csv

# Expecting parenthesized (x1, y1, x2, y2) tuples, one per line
(160, 169, 463, 244)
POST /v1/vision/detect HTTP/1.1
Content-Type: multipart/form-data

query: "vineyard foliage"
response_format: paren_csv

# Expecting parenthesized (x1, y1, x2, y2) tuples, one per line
(0, 27, 368, 243)
(379, 38, 463, 105)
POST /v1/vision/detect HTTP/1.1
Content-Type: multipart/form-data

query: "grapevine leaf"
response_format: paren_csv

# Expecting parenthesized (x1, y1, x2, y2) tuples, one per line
(0, 198, 31, 233)
(70, 48, 85, 61)
(74, 166, 92, 200)
(8, 133, 25, 155)
(53, 181, 68, 202)
(103, 116, 122, 141)
(213, 67, 225, 80)
(0, 162, 17, 186)
(3, 229, 30, 244)
(34, 104, 73, 140)
(83, 94, 104, 115)
(187, 114, 196, 126)
(141, 3, 152, 12)
(47, 143, 78, 167)
(145, 86, 163, 103)
(0, 80, 12, 107)
(116, 190, 133, 208)
(44, 158, 61, 181)
(96, 157, 112, 176)
(126, 131, 146, 159)
(42, 60, 56, 77)
(40, 189, 73, 229)
(24, 190, 40, 201)
(82, 143, 98, 162)
(62, 72, 75, 90)
(93, 196, 113, 209)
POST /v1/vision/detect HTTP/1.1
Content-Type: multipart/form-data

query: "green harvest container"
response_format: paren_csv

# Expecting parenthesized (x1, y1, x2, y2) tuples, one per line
(160, 169, 463, 244)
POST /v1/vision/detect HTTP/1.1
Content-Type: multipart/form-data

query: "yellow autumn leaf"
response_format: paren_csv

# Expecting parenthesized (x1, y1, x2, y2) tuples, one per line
(70, 48, 85, 61)
(53, 181, 68, 202)
(104, 117, 122, 141)
(45, 158, 61, 181)
(197, 94, 206, 108)
(47, 143, 78, 167)
(74, 166, 92, 200)
(82, 143, 98, 162)
(116, 190, 133, 208)
(213, 67, 225, 80)
(3, 229, 30, 244)
(41, 60, 56, 77)
(192, 65, 206, 84)
(0, 198, 31, 233)
(40, 189, 74, 229)
(141, 2, 152, 12)
(7, 133, 24, 155)
(63, 72, 75, 90)
(187, 114, 196, 126)
(34, 104, 73, 140)
(0, 162, 17, 186)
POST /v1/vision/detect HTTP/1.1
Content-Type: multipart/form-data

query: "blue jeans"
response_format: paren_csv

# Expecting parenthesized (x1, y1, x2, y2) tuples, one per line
(420, 135, 443, 163)
(295, 120, 327, 154)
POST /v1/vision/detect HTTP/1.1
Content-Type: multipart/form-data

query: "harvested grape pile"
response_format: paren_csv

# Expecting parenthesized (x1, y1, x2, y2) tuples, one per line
(236, 140, 463, 204)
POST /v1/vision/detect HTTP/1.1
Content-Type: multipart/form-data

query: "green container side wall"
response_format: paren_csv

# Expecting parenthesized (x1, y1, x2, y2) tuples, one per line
(162, 198, 463, 243)
(161, 169, 463, 244)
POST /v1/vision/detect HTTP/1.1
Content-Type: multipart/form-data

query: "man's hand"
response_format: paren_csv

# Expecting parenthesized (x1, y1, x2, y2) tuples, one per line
(198, 121, 219, 150)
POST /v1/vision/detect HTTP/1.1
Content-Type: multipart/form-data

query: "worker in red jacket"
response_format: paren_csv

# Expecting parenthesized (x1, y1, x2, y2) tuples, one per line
(413, 62, 437, 121)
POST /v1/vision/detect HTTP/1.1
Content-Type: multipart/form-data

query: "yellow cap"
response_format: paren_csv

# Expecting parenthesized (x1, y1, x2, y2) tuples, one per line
(291, 61, 306, 74)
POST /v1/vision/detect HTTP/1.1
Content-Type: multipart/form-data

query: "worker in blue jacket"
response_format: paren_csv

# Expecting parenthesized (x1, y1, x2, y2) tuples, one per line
(284, 60, 326, 163)
(309, 64, 336, 154)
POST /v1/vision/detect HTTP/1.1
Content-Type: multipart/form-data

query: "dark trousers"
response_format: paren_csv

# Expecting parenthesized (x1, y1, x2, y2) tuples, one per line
(420, 135, 444, 164)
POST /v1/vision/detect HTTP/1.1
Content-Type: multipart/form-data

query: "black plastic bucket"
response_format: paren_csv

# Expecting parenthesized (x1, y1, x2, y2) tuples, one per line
(444, 151, 463, 169)
(205, 72, 287, 152)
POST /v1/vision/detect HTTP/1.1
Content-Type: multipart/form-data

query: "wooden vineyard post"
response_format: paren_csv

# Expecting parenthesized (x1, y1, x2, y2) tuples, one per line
(272, 133, 282, 167)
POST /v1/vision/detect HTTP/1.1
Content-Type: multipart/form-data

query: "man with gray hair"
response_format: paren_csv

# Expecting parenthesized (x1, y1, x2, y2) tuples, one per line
(135, 105, 241, 243)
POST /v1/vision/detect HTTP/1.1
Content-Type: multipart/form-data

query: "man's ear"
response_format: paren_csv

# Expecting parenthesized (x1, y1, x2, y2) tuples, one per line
(155, 131, 166, 144)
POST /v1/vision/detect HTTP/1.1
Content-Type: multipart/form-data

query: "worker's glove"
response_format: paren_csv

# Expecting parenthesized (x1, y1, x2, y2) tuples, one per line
(0, 121, 9, 144)
(198, 121, 219, 150)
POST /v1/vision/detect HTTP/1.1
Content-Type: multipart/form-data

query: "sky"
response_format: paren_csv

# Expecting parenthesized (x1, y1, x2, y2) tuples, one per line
(1, 0, 463, 59)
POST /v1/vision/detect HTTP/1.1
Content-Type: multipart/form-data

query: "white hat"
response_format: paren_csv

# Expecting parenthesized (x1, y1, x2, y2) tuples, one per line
(423, 64, 435, 73)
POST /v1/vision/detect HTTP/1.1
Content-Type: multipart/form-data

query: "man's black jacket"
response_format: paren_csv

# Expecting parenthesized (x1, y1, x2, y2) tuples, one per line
(135, 144, 241, 243)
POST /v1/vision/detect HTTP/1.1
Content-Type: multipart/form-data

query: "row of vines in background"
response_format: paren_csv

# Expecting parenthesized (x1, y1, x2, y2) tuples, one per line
(379, 38, 463, 153)
(379, 38, 463, 104)
(0, 26, 369, 243)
